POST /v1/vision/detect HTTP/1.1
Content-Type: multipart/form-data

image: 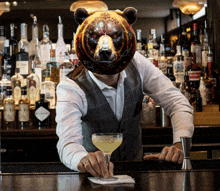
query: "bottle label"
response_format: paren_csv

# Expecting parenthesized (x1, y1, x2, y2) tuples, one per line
(199, 87, 207, 105)
(195, 45, 202, 64)
(13, 81, 21, 104)
(173, 61, 185, 83)
(40, 44, 51, 64)
(19, 103, 29, 122)
(35, 106, 50, 122)
(35, 68, 42, 83)
(202, 51, 208, 67)
(4, 103, 15, 122)
(60, 69, 73, 80)
(16, 61, 29, 75)
(207, 55, 212, 63)
(188, 71, 201, 81)
(153, 49, 158, 60)
(29, 80, 37, 103)
(191, 44, 195, 53)
(184, 56, 191, 69)
(50, 65, 60, 83)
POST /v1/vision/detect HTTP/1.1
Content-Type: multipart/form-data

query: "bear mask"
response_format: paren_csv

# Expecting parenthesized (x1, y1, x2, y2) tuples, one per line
(74, 7, 137, 75)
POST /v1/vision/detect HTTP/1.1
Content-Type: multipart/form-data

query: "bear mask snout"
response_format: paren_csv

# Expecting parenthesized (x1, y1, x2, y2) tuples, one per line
(99, 49, 112, 61)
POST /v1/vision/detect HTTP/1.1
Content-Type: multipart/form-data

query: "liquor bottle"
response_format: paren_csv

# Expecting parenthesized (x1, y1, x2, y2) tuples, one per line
(2, 39, 12, 80)
(47, 48, 60, 85)
(55, 16, 66, 64)
(158, 34, 167, 74)
(41, 69, 56, 109)
(196, 90, 202, 112)
(190, 23, 202, 68)
(16, 41, 29, 79)
(146, 33, 154, 63)
(33, 39, 43, 85)
(26, 64, 40, 108)
(207, 46, 213, 80)
(35, 93, 51, 128)
(199, 76, 207, 105)
(18, 86, 30, 129)
(136, 29, 142, 53)
(18, 23, 29, 53)
(60, 52, 74, 81)
(69, 32, 79, 68)
(3, 86, 16, 129)
(9, 23, 18, 78)
(0, 71, 11, 103)
(173, 45, 185, 87)
(179, 27, 190, 70)
(166, 58, 176, 86)
(151, 29, 159, 67)
(184, 71, 191, 101)
(11, 68, 25, 106)
(39, 24, 52, 69)
(0, 26, 5, 55)
(29, 16, 39, 66)
(201, 21, 209, 76)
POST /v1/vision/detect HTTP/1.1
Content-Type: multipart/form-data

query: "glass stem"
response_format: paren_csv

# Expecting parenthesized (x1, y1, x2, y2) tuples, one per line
(104, 154, 111, 172)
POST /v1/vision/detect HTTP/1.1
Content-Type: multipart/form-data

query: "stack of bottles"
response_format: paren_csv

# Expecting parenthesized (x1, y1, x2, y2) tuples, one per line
(0, 15, 79, 130)
(135, 20, 217, 111)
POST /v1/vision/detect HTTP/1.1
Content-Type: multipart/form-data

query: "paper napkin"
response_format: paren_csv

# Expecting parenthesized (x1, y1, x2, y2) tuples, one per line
(88, 175, 135, 185)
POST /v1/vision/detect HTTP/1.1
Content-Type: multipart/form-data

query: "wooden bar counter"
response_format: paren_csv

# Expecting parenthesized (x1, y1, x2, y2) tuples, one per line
(1, 160, 220, 191)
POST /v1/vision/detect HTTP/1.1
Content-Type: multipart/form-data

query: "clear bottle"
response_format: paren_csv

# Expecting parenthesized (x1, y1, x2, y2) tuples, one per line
(33, 39, 43, 85)
(60, 52, 74, 81)
(55, 16, 66, 64)
(47, 48, 60, 85)
(201, 20, 209, 76)
(18, 86, 30, 129)
(147, 33, 154, 63)
(199, 76, 207, 105)
(26, 64, 40, 108)
(16, 41, 29, 79)
(0, 26, 5, 55)
(11, 68, 25, 106)
(2, 39, 12, 81)
(41, 69, 56, 109)
(166, 58, 176, 86)
(173, 45, 185, 87)
(18, 23, 29, 53)
(3, 86, 16, 130)
(158, 35, 167, 74)
(151, 29, 159, 67)
(35, 93, 51, 128)
(69, 32, 79, 68)
(136, 29, 142, 53)
(39, 24, 52, 70)
(9, 24, 18, 78)
(29, 16, 39, 67)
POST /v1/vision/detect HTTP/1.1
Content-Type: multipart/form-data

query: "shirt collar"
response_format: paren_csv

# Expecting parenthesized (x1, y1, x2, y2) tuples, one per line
(88, 70, 127, 90)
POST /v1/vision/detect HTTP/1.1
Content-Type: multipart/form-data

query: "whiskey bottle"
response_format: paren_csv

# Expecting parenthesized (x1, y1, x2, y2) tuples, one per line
(16, 41, 29, 79)
(41, 69, 56, 109)
(2, 39, 12, 80)
(201, 21, 209, 76)
(39, 24, 52, 69)
(11, 68, 25, 105)
(60, 52, 74, 81)
(55, 16, 66, 64)
(18, 86, 30, 129)
(47, 49, 60, 85)
(35, 93, 51, 128)
(18, 23, 29, 53)
(3, 86, 16, 129)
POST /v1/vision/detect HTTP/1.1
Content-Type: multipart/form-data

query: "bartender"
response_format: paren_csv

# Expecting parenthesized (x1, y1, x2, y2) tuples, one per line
(56, 7, 194, 179)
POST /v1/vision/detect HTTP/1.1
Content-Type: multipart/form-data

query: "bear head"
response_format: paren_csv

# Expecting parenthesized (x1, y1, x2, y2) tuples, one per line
(74, 7, 137, 75)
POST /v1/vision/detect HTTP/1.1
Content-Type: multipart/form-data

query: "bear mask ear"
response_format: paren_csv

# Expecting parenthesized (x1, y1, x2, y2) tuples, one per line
(74, 8, 89, 25)
(123, 7, 137, 25)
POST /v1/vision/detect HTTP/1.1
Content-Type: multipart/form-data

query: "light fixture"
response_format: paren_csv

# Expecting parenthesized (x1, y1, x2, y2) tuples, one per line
(70, 0, 108, 12)
(172, 0, 207, 15)
(0, 2, 10, 16)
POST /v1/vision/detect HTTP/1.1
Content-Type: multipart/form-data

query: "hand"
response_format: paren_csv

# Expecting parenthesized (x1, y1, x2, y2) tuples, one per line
(77, 151, 114, 178)
(143, 142, 183, 164)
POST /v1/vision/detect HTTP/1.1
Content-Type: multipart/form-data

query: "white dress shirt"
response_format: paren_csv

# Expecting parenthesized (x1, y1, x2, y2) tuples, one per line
(56, 51, 194, 171)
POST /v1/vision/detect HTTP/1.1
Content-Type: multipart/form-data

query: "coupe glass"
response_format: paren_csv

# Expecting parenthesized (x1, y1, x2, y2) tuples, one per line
(92, 133, 123, 181)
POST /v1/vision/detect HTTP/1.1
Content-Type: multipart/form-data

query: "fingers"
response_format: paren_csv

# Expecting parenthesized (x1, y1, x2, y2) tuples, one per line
(109, 162, 114, 177)
(161, 145, 183, 164)
(143, 153, 160, 161)
(96, 151, 109, 178)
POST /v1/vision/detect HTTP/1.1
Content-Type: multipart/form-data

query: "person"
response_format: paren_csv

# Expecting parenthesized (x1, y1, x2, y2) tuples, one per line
(56, 7, 194, 179)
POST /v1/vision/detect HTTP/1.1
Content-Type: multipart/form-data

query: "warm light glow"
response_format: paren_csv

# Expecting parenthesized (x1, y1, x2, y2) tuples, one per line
(0, 2, 10, 16)
(179, 2, 204, 15)
(70, 0, 108, 12)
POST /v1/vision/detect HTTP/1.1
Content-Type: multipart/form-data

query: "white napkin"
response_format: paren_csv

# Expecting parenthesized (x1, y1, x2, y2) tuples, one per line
(88, 175, 135, 185)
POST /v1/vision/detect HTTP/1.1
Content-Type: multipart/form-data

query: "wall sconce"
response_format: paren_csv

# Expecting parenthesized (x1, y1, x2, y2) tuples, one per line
(172, 0, 207, 15)
(70, 0, 108, 12)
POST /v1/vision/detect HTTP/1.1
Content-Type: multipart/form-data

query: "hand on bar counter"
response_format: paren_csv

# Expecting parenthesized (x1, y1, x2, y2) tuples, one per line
(143, 142, 183, 164)
(77, 151, 114, 179)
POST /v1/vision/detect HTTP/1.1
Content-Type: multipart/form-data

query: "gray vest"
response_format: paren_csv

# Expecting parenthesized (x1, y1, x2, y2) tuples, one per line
(74, 61, 144, 161)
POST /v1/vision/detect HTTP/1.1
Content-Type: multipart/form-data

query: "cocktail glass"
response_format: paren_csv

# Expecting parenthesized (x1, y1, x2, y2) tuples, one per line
(92, 133, 123, 181)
